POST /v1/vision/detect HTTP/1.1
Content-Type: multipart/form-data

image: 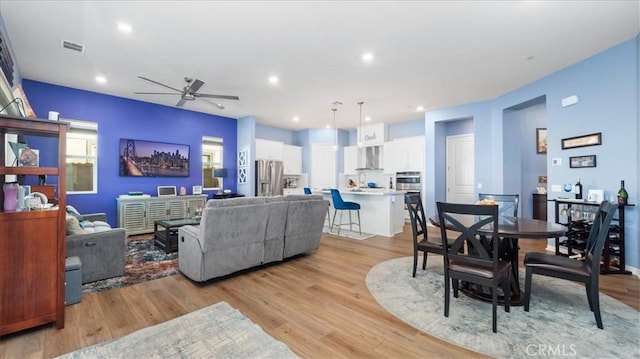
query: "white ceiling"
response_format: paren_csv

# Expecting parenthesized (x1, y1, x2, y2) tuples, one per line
(0, 1, 638, 131)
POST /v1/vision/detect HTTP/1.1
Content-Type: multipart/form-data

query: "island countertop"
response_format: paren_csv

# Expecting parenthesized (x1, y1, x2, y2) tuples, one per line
(317, 188, 406, 196)
(318, 189, 406, 237)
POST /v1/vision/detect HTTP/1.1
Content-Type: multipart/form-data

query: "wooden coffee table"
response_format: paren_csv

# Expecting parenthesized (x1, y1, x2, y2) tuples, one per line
(154, 218, 200, 253)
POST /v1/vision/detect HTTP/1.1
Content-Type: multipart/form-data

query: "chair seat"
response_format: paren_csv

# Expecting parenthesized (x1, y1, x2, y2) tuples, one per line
(450, 259, 511, 279)
(524, 252, 590, 278)
(337, 201, 360, 210)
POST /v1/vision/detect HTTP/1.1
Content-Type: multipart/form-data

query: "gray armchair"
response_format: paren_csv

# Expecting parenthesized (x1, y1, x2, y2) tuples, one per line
(66, 213, 126, 283)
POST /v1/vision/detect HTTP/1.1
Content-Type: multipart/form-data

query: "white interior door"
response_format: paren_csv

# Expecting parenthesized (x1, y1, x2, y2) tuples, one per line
(311, 144, 336, 189)
(446, 134, 475, 203)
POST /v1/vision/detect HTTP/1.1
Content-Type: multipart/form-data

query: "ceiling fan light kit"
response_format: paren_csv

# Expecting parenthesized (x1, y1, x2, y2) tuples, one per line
(135, 76, 239, 108)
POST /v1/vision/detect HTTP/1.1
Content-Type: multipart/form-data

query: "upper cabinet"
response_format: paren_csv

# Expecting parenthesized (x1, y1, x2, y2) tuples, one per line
(282, 144, 302, 175)
(383, 137, 425, 173)
(356, 123, 386, 147)
(343, 145, 358, 175)
(255, 139, 283, 160)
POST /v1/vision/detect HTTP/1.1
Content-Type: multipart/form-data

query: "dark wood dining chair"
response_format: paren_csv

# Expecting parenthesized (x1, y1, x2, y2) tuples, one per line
(478, 193, 520, 217)
(436, 201, 511, 333)
(405, 193, 448, 277)
(523, 200, 617, 329)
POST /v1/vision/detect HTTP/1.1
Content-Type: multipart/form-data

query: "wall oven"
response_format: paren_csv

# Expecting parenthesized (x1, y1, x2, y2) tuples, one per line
(396, 171, 421, 192)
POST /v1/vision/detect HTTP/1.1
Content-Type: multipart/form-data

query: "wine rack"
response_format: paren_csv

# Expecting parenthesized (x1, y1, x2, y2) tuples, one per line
(553, 199, 633, 275)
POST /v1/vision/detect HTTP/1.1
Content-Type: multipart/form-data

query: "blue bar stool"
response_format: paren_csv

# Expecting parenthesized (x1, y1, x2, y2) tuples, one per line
(330, 189, 361, 236)
(304, 187, 332, 226)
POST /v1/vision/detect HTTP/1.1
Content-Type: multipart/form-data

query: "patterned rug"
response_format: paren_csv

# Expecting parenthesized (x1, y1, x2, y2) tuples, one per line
(323, 225, 376, 240)
(366, 256, 640, 359)
(56, 301, 297, 358)
(82, 236, 178, 294)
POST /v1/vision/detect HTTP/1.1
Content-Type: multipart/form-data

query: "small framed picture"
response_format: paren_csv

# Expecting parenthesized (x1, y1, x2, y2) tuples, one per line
(569, 155, 596, 168)
(561, 132, 602, 150)
(192, 185, 202, 195)
(536, 128, 547, 154)
(18, 147, 39, 167)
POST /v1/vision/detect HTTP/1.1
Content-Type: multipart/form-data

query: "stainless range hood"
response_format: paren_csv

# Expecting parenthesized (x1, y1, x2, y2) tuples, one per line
(355, 146, 383, 170)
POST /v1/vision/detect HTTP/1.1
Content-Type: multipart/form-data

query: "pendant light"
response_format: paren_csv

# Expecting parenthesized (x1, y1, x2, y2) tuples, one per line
(331, 101, 342, 151)
(331, 107, 338, 151)
(357, 101, 364, 147)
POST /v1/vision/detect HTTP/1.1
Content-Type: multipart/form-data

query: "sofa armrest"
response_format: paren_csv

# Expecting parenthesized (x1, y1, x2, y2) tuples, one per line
(66, 228, 126, 283)
(81, 213, 107, 222)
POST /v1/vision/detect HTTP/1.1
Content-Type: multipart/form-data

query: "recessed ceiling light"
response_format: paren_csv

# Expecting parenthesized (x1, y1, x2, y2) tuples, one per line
(292, 116, 299, 122)
(362, 52, 374, 63)
(268, 75, 279, 84)
(365, 116, 371, 122)
(117, 22, 132, 33)
(95, 75, 107, 84)
(416, 105, 425, 112)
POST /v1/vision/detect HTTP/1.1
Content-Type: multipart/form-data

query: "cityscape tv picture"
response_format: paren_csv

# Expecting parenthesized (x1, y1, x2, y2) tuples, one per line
(119, 138, 190, 177)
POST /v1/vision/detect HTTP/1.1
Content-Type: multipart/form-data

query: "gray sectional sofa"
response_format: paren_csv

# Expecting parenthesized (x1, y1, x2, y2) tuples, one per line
(178, 194, 329, 282)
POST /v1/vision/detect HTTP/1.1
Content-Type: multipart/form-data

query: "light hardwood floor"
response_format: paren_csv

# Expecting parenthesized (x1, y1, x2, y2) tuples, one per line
(1, 225, 638, 358)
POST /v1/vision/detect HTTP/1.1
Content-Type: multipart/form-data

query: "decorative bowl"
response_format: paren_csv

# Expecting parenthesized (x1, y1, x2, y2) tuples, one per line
(367, 182, 376, 188)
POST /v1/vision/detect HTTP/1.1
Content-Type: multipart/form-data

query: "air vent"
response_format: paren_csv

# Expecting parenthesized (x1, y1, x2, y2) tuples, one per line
(60, 39, 85, 54)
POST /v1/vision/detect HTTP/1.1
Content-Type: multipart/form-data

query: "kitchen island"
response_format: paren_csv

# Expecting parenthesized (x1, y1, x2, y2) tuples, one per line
(318, 188, 406, 237)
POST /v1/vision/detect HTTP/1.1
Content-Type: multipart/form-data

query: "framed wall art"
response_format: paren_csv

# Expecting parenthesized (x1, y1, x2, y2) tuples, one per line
(561, 132, 601, 150)
(569, 155, 596, 168)
(536, 128, 547, 154)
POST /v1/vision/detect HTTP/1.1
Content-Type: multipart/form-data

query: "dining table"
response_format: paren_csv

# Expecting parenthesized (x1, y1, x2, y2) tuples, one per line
(429, 214, 567, 306)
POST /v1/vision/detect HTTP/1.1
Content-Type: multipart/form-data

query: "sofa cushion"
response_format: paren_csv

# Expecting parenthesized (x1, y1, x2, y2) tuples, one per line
(66, 215, 87, 235)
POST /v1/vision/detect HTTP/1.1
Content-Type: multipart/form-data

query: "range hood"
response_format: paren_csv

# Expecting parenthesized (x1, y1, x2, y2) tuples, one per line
(355, 146, 383, 170)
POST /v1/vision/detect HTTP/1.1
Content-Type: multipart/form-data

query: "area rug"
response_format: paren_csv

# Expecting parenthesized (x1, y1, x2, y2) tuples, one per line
(82, 237, 178, 294)
(56, 301, 297, 358)
(366, 256, 640, 359)
(323, 225, 375, 240)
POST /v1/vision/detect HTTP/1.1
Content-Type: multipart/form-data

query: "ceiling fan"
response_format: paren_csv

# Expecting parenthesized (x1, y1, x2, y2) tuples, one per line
(135, 76, 239, 109)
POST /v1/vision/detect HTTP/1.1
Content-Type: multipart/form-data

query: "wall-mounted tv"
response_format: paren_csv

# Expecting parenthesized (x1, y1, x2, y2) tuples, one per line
(119, 138, 190, 177)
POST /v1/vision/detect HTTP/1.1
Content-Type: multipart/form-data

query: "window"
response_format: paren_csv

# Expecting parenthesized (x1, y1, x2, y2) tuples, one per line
(202, 136, 223, 190)
(64, 119, 97, 194)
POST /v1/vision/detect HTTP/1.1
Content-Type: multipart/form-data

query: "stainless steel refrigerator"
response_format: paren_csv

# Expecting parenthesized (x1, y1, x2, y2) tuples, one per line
(255, 160, 284, 196)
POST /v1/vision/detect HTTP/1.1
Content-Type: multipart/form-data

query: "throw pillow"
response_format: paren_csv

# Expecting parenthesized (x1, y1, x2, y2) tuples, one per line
(66, 215, 87, 235)
(66, 205, 85, 222)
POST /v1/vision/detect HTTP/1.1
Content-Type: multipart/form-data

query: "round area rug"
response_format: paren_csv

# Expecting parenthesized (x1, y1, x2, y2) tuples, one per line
(366, 256, 639, 359)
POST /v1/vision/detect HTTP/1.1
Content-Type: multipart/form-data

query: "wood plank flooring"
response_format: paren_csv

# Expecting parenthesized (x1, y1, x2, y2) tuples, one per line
(1, 225, 638, 358)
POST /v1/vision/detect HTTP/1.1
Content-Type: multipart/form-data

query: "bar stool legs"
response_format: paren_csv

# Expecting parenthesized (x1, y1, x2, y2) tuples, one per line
(332, 208, 361, 236)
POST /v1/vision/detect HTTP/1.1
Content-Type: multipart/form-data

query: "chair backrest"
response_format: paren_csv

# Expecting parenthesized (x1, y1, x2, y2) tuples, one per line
(330, 189, 347, 209)
(436, 202, 500, 272)
(303, 187, 312, 195)
(584, 201, 617, 274)
(478, 193, 519, 217)
(405, 192, 428, 246)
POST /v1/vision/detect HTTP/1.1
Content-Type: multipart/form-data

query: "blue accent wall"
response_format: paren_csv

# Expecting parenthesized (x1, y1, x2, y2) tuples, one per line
(22, 80, 238, 226)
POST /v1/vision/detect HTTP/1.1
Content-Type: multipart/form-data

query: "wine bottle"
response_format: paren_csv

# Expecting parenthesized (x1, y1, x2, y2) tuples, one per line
(617, 180, 628, 205)
(574, 178, 582, 200)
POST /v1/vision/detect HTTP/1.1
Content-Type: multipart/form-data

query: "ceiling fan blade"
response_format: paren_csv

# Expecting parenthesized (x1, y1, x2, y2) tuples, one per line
(187, 79, 205, 94)
(195, 93, 240, 101)
(176, 98, 187, 107)
(134, 92, 180, 95)
(138, 76, 183, 93)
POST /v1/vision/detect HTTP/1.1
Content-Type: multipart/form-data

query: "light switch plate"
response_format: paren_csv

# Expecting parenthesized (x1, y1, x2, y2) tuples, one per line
(552, 158, 562, 166)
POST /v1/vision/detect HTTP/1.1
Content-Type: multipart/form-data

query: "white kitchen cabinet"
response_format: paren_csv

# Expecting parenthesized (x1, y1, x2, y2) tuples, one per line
(255, 139, 284, 160)
(384, 137, 425, 173)
(282, 144, 302, 175)
(343, 145, 358, 175)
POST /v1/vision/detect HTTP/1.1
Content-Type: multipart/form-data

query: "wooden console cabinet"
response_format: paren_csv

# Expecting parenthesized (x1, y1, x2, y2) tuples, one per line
(0, 115, 67, 336)
(117, 195, 206, 236)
